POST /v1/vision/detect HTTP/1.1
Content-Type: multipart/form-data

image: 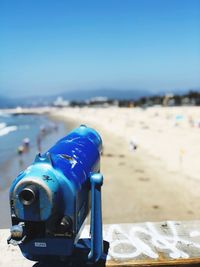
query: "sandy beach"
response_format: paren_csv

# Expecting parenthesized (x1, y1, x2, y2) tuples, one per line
(50, 106, 200, 223)
(1, 106, 200, 229)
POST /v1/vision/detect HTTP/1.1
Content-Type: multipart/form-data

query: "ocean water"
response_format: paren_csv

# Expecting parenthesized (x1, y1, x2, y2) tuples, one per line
(0, 111, 68, 192)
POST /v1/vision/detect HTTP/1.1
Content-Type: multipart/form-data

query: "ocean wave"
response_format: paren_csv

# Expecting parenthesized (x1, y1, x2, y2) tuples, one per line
(0, 123, 6, 130)
(0, 111, 10, 117)
(0, 125, 18, 137)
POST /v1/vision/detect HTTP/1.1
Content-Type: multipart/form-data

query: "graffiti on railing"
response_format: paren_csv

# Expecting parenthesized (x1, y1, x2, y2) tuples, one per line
(105, 221, 200, 260)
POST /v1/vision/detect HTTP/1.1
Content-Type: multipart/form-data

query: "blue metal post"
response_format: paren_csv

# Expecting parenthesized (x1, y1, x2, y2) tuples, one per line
(88, 173, 103, 262)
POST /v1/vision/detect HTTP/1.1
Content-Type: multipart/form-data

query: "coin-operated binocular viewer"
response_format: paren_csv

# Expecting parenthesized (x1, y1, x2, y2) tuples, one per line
(8, 125, 103, 263)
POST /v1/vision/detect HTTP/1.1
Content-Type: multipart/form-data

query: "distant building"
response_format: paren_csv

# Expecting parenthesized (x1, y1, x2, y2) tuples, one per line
(163, 93, 175, 106)
(86, 96, 118, 107)
(89, 96, 108, 103)
(53, 96, 69, 107)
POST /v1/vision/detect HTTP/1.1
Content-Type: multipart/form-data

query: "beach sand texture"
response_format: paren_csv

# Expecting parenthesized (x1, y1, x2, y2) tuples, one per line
(51, 106, 200, 223)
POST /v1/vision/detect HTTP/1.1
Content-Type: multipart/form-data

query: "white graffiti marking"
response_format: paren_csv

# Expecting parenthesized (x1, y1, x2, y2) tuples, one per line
(190, 230, 200, 238)
(106, 222, 200, 260)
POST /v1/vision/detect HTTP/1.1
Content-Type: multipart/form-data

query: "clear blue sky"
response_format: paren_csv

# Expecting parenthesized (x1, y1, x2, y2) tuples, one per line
(0, 0, 200, 97)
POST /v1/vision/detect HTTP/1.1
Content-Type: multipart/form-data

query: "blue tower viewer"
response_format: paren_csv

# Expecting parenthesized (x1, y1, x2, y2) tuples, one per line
(8, 125, 104, 263)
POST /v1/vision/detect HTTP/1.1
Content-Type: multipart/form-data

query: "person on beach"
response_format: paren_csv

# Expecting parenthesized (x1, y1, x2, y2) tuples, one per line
(17, 145, 25, 167)
(40, 125, 46, 136)
(37, 124, 48, 152)
(23, 137, 30, 152)
(129, 136, 138, 152)
(36, 134, 42, 153)
(17, 145, 25, 155)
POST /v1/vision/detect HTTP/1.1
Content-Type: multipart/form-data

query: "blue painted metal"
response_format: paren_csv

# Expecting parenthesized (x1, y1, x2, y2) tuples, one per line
(8, 125, 103, 263)
(89, 173, 103, 262)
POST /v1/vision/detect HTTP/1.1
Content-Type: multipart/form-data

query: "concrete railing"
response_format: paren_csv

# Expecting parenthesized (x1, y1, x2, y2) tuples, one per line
(1, 221, 200, 266)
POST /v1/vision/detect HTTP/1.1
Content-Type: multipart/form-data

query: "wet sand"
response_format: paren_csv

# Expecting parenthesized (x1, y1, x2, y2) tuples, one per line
(50, 106, 200, 223)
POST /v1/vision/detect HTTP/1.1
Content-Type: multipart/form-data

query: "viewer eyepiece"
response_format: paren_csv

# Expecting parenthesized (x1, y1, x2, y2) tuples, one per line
(19, 185, 38, 206)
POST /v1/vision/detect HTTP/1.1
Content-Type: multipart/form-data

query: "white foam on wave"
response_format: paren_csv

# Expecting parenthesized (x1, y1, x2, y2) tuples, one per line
(0, 111, 10, 117)
(0, 122, 6, 130)
(0, 125, 18, 137)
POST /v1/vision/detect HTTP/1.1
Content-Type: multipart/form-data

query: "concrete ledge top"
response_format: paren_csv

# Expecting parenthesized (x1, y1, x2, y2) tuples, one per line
(1, 221, 200, 266)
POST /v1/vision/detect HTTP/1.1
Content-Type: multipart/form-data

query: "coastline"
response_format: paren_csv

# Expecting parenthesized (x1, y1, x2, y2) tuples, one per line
(0, 112, 68, 228)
